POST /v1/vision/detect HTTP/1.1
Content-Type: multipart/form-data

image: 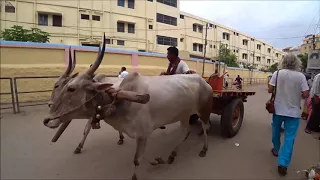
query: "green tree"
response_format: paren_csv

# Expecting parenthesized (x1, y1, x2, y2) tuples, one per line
(297, 53, 308, 72)
(218, 44, 239, 67)
(1, 25, 50, 43)
(268, 63, 279, 73)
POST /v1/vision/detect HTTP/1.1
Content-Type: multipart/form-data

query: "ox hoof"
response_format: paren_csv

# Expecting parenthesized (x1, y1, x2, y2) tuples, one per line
(132, 173, 138, 180)
(167, 156, 175, 164)
(92, 123, 101, 129)
(74, 147, 82, 154)
(117, 139, 124, 145)
(150, 157, 165, 166)
(199, 150, 207, 157)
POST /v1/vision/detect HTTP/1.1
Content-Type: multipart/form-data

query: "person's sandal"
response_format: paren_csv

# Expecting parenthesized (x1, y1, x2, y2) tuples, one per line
(271, 148, 278, 157)
(278, 165, 287, 176)
(305, 129, 312, 134)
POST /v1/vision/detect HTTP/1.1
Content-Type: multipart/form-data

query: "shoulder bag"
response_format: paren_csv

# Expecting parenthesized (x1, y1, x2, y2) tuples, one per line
(266, 70, 280, 114)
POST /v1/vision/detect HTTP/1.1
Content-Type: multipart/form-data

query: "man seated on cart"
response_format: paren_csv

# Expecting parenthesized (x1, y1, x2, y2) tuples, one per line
(160, 46, 199, 126)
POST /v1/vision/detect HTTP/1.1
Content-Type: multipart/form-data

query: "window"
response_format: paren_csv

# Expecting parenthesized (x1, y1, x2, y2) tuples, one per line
(118, 0, 125, 7)
(209, 24, 213, 28)
(267, 59, 271, 64)
(267, 48, 271, 53)
(148, 0, 153, 2)
(198, 25, 203, 33)
(193, 43, 197, 51)
(81, 14, 89, 20)
(256, 56, 261, 61)
(257, 44, 261, 50)
(193, 24, 197, 32)
(105, 39, 111, 44)
(213, 45, 216, 48)
(92, 15, 100, 21)
(243, 40, 248, 46)
(156, 0, 177, 8)
(251, 38, 255, 41)
(5, 3, 15, 13)
(156, 13, 177, 26)
(233, 50, 236, 52)
(149, 25, 153, 29)
(276, 53, 279, 57)
(117, 40, 125, 46)
(234, 32, 236, 35)
(236, 50, 238, 53)
(236, 33, 239, 36)
(242, 53, 248, 59)
(180, 14, 184, 19)
(180, 38, 184, 42)
(38, 14, 48, 26)
(222, 33, 229, 40)
(117, 22, 125, 32)
(128, 0, 135, 9)
(52, 15, 62, 27)
(210, 45, 212, 48)
(128, 23, 135, 33)
(157, 35, 177, 46)
(199, 44, 203, 52)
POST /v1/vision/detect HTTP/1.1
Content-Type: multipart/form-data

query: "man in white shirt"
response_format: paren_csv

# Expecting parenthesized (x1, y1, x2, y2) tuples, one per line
(118, 67, 129, 79)
(305, 73, 320, 133)
(160, 46, 195, 75)
(268, 54, 309, 176)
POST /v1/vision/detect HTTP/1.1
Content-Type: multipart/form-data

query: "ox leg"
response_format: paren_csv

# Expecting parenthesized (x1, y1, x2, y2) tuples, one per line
(132, 137, 147, 180)
(165, 121, 190, 165)
(198, 120, 209, 157)
(117, 131, 124, 145)
(74, 119, 92, 154)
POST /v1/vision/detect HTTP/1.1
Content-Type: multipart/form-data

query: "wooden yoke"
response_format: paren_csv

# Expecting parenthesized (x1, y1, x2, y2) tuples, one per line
(105, 88, 150, 104)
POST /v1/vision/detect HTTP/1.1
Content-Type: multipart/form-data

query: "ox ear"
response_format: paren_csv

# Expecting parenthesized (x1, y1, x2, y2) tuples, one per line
(91, 82, 114, 91)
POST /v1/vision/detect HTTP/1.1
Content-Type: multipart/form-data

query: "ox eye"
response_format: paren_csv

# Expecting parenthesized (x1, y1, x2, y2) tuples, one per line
(67, 87, 75, 92)
(54, 85, 59, 88)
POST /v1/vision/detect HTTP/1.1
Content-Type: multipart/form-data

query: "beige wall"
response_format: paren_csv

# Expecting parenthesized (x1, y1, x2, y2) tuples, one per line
(1, 0, 285, 70)
(0, 44, 270, 104)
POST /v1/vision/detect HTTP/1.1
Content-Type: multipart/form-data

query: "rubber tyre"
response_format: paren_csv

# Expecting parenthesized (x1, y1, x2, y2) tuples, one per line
(221, 98, 244, 138)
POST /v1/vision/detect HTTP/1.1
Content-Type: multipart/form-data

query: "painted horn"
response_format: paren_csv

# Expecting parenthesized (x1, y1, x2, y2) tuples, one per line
(51, 120, 71, 142)
(86, 33, 106, 77)
(61, 47, 73, 78)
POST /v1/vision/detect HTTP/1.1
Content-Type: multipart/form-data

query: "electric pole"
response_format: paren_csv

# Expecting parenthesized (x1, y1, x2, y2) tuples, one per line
(202, 23, 208, 77)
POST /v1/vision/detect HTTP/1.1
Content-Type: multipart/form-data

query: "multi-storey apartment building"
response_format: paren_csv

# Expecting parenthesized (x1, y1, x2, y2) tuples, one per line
(1, 0, 285, 69)
(300, 34, 320, 55)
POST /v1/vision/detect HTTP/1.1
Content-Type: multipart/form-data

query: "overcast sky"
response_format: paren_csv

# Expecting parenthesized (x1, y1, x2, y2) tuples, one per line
(180, 1, 320, 49)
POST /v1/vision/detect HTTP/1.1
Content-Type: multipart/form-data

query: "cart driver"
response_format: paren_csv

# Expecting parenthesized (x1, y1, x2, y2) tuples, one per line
(160, 46, 196, 75)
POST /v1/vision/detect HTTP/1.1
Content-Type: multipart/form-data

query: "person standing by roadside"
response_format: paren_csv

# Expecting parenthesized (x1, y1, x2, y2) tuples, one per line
(268, 54, 309, 176)
(118, 66, 129, 79)
(305, 73, 320, 133)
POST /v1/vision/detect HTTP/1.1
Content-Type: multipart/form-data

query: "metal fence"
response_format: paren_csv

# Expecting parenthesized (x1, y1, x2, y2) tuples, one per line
(13, 76, 60, 113)
(0, 77, 16, 113)
(1, 75, 268, 114)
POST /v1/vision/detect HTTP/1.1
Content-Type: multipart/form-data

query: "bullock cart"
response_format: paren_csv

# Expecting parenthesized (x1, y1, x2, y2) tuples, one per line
(198, 71, 256, 138)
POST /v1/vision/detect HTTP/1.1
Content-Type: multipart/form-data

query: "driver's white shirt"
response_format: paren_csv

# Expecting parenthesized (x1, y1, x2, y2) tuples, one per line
(169, 60, 190, 74)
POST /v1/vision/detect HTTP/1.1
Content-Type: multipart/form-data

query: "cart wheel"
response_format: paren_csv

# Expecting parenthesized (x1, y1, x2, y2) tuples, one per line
(221, 98, 244, 138)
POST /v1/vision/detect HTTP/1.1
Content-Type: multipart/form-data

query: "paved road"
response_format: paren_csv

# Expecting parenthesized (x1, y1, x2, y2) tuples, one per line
(1, 85, 319, 180)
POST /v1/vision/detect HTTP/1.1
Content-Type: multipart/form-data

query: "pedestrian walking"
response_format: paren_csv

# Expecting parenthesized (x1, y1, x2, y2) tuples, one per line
(305, 73, 320, 133)
(268, 54, 310, 176)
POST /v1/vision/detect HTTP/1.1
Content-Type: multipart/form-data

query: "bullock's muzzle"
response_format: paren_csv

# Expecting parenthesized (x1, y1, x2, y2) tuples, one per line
(43, 117, 61, 129)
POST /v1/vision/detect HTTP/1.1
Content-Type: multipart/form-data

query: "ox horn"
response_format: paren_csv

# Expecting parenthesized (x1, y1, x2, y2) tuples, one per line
(61, 47, 74, 77)
(51, 120, 71, 142)
(70, 48, 76, 73)
(86, 33, 106, 77)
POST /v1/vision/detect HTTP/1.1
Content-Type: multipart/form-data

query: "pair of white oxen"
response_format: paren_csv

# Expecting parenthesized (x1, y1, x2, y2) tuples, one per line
(43, 33, 213, 180)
